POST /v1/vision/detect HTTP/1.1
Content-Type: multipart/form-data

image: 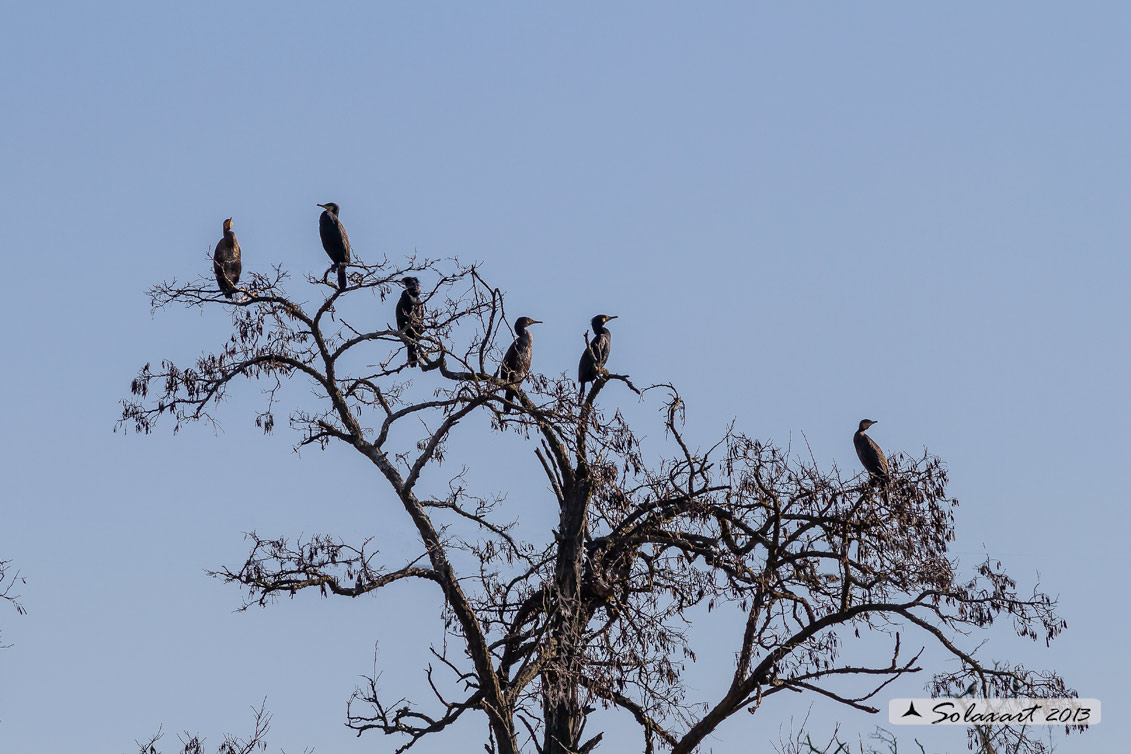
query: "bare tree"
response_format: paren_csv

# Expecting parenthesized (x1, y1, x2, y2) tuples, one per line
(0, 558, 26, 649)
(771, 722, 1058, 754)
(119, 256, 1075, 754)
(132, 701, 280, 754)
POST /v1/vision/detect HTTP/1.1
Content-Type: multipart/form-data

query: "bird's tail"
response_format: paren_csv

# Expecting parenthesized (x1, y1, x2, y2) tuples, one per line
(337, 264, 347, 290)
(407, 343, 419, 367)
(503, 388, 515, 413)
(215, 263, 236, 299)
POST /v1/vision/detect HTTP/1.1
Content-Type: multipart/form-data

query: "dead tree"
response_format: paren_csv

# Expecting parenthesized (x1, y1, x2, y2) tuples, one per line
(119, 257, 1075, 754)
(0, 558, 25, 649)
(133, 701, 277, 754)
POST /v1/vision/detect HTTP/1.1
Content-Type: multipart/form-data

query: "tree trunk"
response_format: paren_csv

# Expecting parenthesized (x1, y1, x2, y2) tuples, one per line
(542, 476, 591, 754)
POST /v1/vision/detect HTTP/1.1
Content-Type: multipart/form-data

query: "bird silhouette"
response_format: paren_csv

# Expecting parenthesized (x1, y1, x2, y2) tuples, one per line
(578, 314, 617, 399)
(853, 419, 890, 485)
(213, 217, 241, 298)
(500, 317, 541, 413)
(396, 277, 425, 367)
(317, 202, 351, 289)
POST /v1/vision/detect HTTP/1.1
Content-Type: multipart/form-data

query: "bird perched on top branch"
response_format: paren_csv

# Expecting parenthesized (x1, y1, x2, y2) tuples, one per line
(853, 419, 890, 485)
(213, 217, 241, 299)
(578, 314, 617, 399)
(500, 317, 541, 413)
(317, 202, 351, 290)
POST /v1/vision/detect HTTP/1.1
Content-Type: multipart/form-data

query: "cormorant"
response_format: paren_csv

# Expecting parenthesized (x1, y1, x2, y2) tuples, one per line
(213, 217, 241, 299)
(317, 202, 351, 289)
(396, 276, 425, 367)
(500, 317, 541, 413)
(578, 314, 617, 398)
(853, 419, 890, 484)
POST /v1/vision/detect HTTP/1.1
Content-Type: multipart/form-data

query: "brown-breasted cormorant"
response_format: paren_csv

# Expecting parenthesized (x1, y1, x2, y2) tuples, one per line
(213, 217, 241, 299)
(854, 419, 890, 484)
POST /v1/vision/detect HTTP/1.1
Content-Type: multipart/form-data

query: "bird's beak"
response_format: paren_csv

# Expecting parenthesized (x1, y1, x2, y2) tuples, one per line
(316, 203, 328, 209)
(606, 315, 618, 321)
(530, 320, 543, 325)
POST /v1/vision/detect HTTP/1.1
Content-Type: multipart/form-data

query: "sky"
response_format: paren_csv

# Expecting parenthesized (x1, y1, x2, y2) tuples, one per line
(1, 3, 1128, 753)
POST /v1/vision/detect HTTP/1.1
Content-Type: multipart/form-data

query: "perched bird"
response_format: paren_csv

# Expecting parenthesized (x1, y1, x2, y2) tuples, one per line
(577, 314, 618, 399)
(853, 419, 890, 484)
(500, 317, 541, 413)
(317, 202, 351, 289)
(213, 217, 242, 298)
(396, 276, 425, 367)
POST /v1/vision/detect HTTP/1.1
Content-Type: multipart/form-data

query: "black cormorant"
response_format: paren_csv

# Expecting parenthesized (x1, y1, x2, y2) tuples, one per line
(500, 316, 541, 413)
(317, 202, 351, 289)
(396, 276, 425, 367)
(578, 314, 617, 398)
(853, 419, 890, 484)
(213, 217, 241, 298)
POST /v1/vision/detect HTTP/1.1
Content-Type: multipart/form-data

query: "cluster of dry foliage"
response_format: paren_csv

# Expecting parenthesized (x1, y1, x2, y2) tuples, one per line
(120, 258, 1075, 754)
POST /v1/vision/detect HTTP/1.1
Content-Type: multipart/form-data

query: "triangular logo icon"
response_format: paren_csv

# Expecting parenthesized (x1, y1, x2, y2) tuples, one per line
(902, 702, 922, 718)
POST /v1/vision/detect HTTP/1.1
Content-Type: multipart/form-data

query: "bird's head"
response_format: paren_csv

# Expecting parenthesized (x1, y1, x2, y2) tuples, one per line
(591, 314, 617, 330)
(317, 202, 341, 215)
(858, 419, 878, 432)
(402, 276, 421, 293)
(223, 217, 234, 232)
(515, 317, 542, 331)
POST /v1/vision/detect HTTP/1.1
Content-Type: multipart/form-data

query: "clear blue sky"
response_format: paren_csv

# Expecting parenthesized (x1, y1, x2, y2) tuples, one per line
(0, 3, 1126, 752)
